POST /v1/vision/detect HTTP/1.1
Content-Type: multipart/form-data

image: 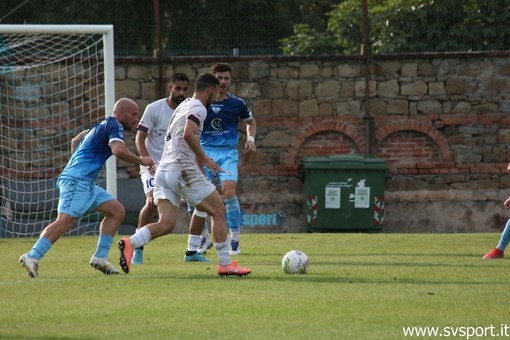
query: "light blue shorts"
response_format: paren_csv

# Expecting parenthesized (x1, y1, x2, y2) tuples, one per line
(56, 177, 114, 218)
(203, 147, 239, 185)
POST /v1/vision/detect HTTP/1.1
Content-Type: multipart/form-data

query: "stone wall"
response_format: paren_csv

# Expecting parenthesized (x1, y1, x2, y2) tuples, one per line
(4, 53, 503, 234)
(112, 53, 510, 233)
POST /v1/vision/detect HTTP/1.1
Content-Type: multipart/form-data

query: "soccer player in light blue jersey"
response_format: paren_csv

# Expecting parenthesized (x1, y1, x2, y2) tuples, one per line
(483, 171, 510, 259)
(19, 98, 155, 278)
(188, 63, 257, 256)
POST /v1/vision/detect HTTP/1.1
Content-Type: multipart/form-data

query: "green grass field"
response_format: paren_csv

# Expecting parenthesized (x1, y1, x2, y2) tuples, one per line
(1, 233, 509, 339)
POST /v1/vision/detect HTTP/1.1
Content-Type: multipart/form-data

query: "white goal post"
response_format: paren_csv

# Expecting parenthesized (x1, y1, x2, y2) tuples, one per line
(0, 25, 116, 237)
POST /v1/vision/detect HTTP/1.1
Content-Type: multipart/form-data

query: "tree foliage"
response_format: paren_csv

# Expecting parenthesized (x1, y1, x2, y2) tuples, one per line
(159, 0, 334, 55)
(280, 0, 510, 55)
(0, 0, 336, 56)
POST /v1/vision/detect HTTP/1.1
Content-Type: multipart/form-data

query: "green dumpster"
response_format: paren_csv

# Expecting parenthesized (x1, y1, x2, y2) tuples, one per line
(303, 154, 388, 232)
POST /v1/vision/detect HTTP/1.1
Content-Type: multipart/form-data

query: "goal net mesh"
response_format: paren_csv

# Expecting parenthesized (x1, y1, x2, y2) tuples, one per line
(0, 29, 110, 237)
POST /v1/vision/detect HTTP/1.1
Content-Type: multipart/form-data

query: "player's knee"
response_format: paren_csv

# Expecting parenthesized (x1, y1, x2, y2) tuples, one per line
(113, 206, 126, 222)
(55, 214, 78, 229)
(103, 200, 125, 221)
(222, 189, 236, 199)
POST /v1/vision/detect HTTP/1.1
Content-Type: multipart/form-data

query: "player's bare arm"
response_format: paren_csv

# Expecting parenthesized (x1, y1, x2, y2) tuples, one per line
(70, 130, 88, 153)
(135, 130, 150, 158)
(244, 118, 257, 152)
(110, 140, 155, 168)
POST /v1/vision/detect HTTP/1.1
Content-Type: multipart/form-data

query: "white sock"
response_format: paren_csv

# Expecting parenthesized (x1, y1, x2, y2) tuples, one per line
(215, 241, 231, 266)
(130, 227, 152, 249)
(201, 230, 210, 241)
(187, 234, 201, 252)
(230, 230, 240, 242)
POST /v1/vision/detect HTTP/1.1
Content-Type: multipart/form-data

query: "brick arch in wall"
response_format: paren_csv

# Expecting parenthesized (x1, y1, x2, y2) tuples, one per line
(374, 121, 454, 169)
(285, 120, 366, 168)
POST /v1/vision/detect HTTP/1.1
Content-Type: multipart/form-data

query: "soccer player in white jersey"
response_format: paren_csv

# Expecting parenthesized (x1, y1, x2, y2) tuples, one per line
(132, 73, 190, 265)
(188, 62, 257, 256)
(118, 73, 251, 277)
(19, 98, 155, 278)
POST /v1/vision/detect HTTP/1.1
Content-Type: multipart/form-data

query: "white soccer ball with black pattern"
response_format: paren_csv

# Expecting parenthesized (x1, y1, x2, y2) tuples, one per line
(282, 250, 309, 274)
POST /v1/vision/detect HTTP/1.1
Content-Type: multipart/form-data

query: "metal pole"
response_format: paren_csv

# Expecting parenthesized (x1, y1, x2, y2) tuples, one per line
(362, 0, 373, 156)
(153, 0, 164, 98)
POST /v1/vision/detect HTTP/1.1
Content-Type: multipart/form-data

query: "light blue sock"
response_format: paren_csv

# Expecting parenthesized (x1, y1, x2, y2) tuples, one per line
(94, 234, 114, 258)
(28, 236, 52, 260)
(224, 197, 241, 233)
(496, 219, 510, 251)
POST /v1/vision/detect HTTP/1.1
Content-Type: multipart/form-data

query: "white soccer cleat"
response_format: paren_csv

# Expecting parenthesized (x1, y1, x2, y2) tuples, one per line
(197, 238, 213, 254)
(90, 256, 120, 275)
(19, 253, 39, 278)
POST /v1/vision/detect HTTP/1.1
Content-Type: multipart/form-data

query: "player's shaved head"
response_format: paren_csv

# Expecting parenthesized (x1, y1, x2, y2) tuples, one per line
(113, 97, 139, 130)
(113, 98, 138, 113)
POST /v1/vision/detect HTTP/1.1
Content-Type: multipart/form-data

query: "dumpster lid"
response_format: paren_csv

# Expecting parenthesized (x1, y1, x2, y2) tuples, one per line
(302, 154, 389, 170)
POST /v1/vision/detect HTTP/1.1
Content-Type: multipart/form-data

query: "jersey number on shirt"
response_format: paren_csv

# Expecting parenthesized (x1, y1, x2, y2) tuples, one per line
(145, 177, 154, 189)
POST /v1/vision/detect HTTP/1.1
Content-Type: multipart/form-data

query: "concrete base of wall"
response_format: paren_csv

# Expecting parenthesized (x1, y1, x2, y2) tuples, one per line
(118, 180, 509, 234)
(384, 190, 509, 233)
(2, 178, 506, 236)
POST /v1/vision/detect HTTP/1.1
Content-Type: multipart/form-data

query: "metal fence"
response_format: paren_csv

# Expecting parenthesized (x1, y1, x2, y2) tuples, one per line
(113, 17, 291, 57)
(112, 16, 509, 57)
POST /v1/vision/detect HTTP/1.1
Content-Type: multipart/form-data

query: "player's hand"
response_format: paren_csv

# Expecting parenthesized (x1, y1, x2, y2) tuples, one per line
(245, 140, 256, 153)
(203, 157, 224, 175)
(505, 196, 510, 209)
(140, 156, 155, 167)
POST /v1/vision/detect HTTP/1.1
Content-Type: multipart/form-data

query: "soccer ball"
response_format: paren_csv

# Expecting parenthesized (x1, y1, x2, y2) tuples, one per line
(281, 250, 309, 274)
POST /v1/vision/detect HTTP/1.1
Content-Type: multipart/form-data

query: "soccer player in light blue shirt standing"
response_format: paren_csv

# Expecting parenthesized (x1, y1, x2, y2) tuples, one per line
(187, 63, 257, 256)
(19, 98, 155, 278)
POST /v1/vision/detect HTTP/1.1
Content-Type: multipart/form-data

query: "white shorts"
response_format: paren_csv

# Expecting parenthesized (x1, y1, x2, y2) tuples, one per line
(140, 166, 155, 195)
(153, 168, 216, 208)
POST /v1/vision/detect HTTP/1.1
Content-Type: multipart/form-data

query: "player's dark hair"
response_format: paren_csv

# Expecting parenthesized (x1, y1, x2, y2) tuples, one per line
(170, 73, 189, 84)
(195, 73, 219, 91)
(211, 63, 231, 74)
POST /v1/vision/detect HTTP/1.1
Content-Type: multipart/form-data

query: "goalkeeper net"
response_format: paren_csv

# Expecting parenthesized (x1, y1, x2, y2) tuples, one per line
(0, 25, 116, 238)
